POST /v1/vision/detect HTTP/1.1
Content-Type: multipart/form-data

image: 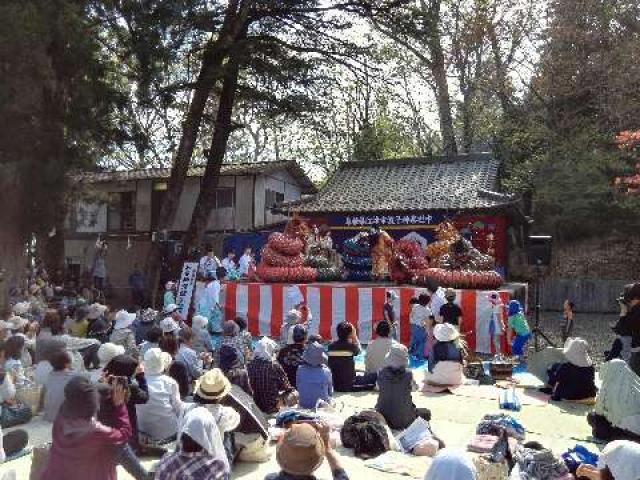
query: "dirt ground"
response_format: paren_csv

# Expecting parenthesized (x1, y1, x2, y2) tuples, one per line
(0, 311, 612, 480)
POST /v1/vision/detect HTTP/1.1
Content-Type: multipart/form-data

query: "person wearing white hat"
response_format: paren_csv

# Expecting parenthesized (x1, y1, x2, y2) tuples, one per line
(191, 315, 214, 354)
(109, 310, 138, 358)
(89, 342, 126, 383)
(577, 440, 640, 480)
(160, 317, 181, 336)
(545, 337, 597, 402)
(423, 323, 464, 387)
(137, 348, 184, 442)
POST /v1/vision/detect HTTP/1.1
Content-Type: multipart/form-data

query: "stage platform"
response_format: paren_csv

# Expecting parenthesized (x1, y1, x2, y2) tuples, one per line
(220, 281, 528, 354)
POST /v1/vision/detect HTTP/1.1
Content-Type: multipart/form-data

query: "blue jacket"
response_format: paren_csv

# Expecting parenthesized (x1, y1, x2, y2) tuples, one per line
(296, 364, 333, 409)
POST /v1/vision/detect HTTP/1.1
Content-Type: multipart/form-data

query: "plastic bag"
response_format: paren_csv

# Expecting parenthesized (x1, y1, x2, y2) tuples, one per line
(561, 444, 599, 474)
(499, 388, 521, 411)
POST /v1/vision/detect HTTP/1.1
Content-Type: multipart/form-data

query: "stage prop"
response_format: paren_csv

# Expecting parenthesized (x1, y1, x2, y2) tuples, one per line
(222, 281, 527, 354)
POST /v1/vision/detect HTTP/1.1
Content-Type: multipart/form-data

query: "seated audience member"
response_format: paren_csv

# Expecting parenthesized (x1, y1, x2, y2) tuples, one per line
(409, 294, 433, 360)
(424, 449, 477, 480)
(160, 316, 181, 338)
(545, 337, 597, 401)
(265, 422, 347, 480)
(248, 337, 297, 414)
(93, 342, 126, 382)
(608, 283, 640, 373)
(155, 407, 230, 480)
(136, 348, 184, 443)
(134, 308, 157, 346)
(192, 315, 214, 354)
(0, 344, 32, 428)
(233, 316, 253, 361)
(43, 350, 76, 422)
(176, 326, 207, 387)
(219, 345, 253, 396)
(365, 321, 395, 375)
(101, 354, 149, 455)
(87, 303, 110, 344)
(0, 424, 28, 463)
(507, 300, 531, 360)
(220, 320, 251, 365)
(588, 359, 640, 441)
(4, 335, 28, 377)
(576, 440, 640, 480)
(41, 376, 132, 480)
(280, 309, 301, 346)
(66, 304, 90, 338)
(183, 369, 241, 464)
(298, 341, 333, 409)
(424, 323, 464, 387)
(277, 324, 308, 387)
(376, 343, 430, 430)
(139, 326, 162, 359)
(110, 310, 138, 358)
(439, 289, 463, 326)
(328, 322, 376, 392)
(159, 335, 191, 398)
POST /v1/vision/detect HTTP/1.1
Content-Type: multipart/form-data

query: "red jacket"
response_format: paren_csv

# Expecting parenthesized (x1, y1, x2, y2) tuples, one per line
(42, 403, 132, 480)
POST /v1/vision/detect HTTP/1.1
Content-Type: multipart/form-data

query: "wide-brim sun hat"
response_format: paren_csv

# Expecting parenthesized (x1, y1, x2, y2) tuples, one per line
(12, 302, 31, 316)
(563, 337, 592, 368)
(144, 347, 172, 375)
(98, 343, 126, 367)
(88, 303, 108, 320)
(194, 368, 232, 401)
(114, 309, 136, 330)
(277, 423, 325, 476)
(163, 303, 179, 315)
(8, 315, 28, 331)
(303, 342, 327, 366)
(434, 323, 460, 343)
(598, 440, 640, 480)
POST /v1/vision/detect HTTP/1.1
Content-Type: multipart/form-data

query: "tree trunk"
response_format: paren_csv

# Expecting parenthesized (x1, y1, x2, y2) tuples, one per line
(144, 0, 249, 302)
(183, 53, 242, 251)
(460, 88, 474, 153)
(488, 31, 515, 118)
(426, 1, 458, 158)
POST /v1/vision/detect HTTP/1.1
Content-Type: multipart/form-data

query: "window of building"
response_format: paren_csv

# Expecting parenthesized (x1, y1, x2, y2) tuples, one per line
(215, 188, 235, 209)
(265, 188, 285, 208)
(107, 191, 136, 231)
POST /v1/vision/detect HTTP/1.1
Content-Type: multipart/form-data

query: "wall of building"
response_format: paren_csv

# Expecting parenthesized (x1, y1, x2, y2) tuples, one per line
(255, 170, 302, 228)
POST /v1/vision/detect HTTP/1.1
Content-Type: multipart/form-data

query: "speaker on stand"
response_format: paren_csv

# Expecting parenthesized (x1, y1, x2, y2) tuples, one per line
(527, 236, 555, 351)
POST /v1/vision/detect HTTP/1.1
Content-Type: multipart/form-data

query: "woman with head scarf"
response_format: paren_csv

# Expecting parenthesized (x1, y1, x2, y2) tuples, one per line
(155, 407, 230, 480)
(247, 337, 297, 414)
(545, 337, 597, 401)
(192, 315, 214, 355)
(424, 449, 476, 480)
(376, 343, 431, 430)
(136, 348, 184, 443)
(576, 440, 640, 480)
(41, 376, 132, 480)
(110, 310, 138, 358)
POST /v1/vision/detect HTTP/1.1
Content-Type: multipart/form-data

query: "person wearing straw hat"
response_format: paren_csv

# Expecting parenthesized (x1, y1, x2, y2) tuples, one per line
(545, 337, 597, 402)
(156, 407, 230, 480)
(181, 369, 240, 464)
(266, 421, 349, 480)
(110, 310, 138, 358)
(297, 342, 333, 409)
(423, 323, 464, 387)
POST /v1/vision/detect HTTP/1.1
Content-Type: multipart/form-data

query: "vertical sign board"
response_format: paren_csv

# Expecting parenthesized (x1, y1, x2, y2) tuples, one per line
(176, 262, 198, 318)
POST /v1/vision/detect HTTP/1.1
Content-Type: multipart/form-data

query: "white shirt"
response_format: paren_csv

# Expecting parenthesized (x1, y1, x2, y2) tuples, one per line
(430, 288, 447, 321)
(238, 254, 252, 275)
(199, 255, 221, 278)
(410, 304, 433, 326)
(221, 257, 236, 272)
(365, 337, 395, 374)
(136, 374, 184, 441)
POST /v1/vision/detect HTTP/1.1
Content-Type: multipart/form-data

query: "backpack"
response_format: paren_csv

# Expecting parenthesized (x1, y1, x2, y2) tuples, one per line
(340, 410, 390, 459)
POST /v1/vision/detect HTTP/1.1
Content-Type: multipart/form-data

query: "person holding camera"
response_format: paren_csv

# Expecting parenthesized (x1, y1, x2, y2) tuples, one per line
(607, 283, 640, 372)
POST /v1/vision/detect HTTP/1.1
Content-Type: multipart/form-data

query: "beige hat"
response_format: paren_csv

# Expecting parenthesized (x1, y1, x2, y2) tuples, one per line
(194, 369, 231, 401)
(8, 315, 28, 331)
(88, 303, 108, 320)
(98, 343, 125, 367)
(144, 348, 172, 375)
(434, 323, 460, 343)
(563, 337, 592, 368)
(277, 423, 325, 476)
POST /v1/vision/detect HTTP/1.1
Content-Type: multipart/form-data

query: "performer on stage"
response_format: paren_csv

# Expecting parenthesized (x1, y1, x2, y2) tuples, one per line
(370, 227, 394, 281)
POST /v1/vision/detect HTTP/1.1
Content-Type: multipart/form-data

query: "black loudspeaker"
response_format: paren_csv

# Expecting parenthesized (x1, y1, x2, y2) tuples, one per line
(527, 235, 552, 266)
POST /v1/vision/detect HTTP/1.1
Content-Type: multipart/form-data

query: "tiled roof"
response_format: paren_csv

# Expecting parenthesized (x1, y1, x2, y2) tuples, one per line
(73, 160, 317, 193)
(279, 153, 515, 213)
